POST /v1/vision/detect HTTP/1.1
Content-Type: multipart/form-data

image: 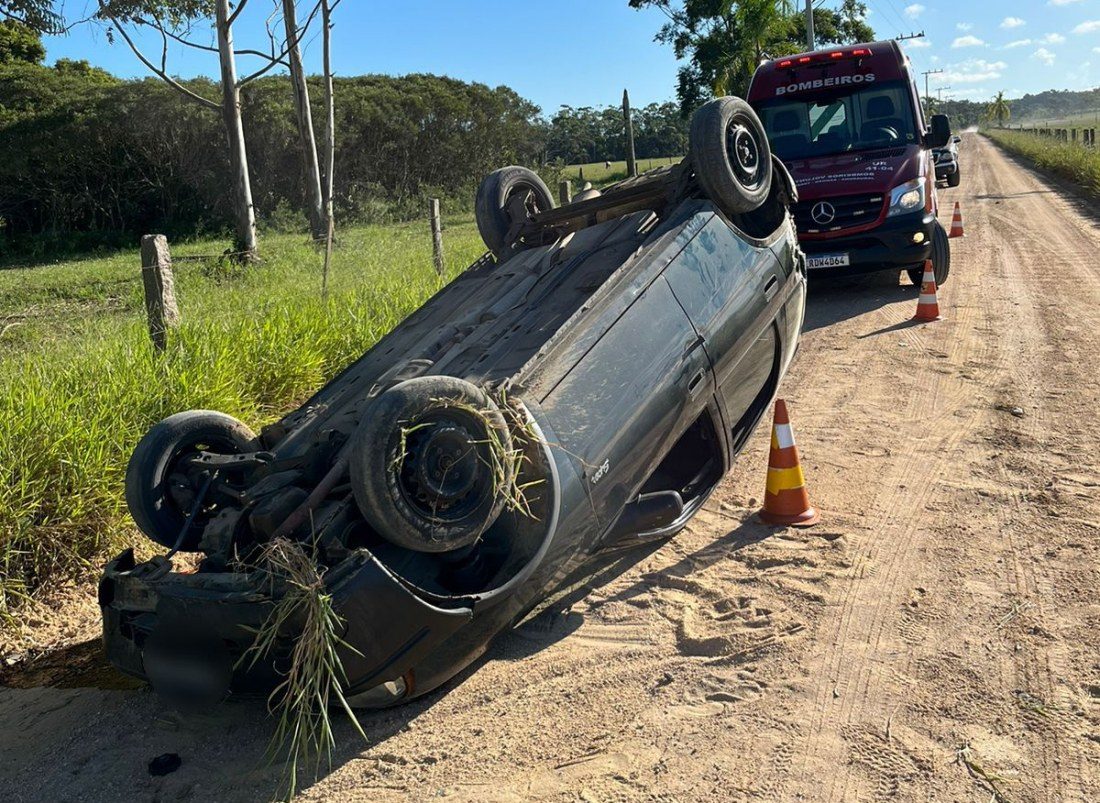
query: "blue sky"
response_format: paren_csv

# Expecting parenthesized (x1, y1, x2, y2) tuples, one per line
(42, 1, 1100, 112)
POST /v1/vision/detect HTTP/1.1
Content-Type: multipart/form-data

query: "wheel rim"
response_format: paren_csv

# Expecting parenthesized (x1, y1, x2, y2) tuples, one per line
(396, 410, 495, 524)
(726, 122, 762, 189)
(164, 435, 243, 528)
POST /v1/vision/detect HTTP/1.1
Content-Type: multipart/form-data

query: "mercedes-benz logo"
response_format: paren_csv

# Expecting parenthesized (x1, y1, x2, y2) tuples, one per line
(811, 201, 836, 225)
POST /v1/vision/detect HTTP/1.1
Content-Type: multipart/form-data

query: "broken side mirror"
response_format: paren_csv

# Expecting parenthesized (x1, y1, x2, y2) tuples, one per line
(927, 114, 951, 149)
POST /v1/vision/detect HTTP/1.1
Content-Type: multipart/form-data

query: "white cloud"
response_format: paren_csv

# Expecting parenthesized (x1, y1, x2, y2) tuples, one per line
(1073, 21, 1100, 34)
(957, 22, 973, 31)
(1000, 17, 1026, 29)
(1048, 0, 1082, 5)
(1032, 47, 1057, 65)
(941, 59, 1008, 83)
(905, 3, 925, 18)
(1038, 33, 1066, 44)
(952, 35, 985, 48)
(904, 38, 932, 48)
(1004, 39, 1032, 48)
(1094, 46, 1100, 54)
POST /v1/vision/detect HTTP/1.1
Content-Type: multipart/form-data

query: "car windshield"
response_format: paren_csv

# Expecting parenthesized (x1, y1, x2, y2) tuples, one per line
(758, 81, 919, 161)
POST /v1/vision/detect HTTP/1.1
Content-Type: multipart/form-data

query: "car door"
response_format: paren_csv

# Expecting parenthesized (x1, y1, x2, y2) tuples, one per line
(663, 214, 782, 432)
(540, 275, 714, 529)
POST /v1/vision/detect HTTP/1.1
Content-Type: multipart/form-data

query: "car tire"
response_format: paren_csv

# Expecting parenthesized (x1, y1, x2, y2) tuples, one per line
(947, 168, 961, 187)
(349, 376, 514, 553)
(475, 166, 555, 258)
(690, 96, 773, 215)
(125, 411, 261, 551)
(907, 219, 950, 288)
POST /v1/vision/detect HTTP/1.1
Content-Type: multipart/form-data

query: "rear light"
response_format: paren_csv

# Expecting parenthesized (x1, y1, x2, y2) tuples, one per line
(774, 47, 872, 68)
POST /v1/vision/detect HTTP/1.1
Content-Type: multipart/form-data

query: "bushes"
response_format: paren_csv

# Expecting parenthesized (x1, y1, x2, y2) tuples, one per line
(985, 129, 1100, 197)
(0, 66, 547, 253)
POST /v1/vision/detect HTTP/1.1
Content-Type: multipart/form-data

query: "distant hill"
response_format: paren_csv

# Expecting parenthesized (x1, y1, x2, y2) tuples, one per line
(937, 87, 1100, 129)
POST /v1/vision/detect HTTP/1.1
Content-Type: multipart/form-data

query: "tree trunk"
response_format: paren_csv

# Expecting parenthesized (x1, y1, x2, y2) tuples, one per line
(215, 0, 258, 260)
(283, 0, 326, 242)
(320, 0, 336, 297)
(321, 0, 335, 232)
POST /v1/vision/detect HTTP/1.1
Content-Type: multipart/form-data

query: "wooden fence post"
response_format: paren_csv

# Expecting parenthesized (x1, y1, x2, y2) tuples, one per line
(140, 234, 179, 352)
(559, 179, 572, 205)
(623, 88, 637, 179)
(429, 198, 445, 276)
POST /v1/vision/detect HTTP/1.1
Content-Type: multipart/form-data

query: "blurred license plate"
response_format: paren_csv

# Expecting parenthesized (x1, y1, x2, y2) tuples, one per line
(807, 253, 850, 269)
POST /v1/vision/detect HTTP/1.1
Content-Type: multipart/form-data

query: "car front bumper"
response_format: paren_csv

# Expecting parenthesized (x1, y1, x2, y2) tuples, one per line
(934, 159, 958, 180)
(99, 548, 472, 704)
(798, 209, 935, 276)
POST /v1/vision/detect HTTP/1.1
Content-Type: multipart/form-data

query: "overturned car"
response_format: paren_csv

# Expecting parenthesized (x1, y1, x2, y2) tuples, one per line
(100, 97, 808, 707)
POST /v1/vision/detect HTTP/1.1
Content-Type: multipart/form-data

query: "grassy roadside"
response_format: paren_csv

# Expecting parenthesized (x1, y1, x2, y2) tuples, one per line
(984, 129, 1100, 198)
(0, 219, 486, 623)
(563, 156, 682, 188)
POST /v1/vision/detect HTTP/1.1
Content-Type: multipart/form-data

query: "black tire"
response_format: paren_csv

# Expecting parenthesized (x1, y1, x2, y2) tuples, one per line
(474, 166, 554, 258)
(907, 219, 951, 287)
(690, 96, 773, 215)
(349, 376, 514, 553)
(125, 411, 260, 551)
(947, 168, 961, 187)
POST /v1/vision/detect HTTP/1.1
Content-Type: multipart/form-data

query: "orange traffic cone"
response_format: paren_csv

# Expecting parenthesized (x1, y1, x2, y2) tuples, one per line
(948, 201, 964, 238)
(758, 400, 819, 527)
(912, 259, 941, 322)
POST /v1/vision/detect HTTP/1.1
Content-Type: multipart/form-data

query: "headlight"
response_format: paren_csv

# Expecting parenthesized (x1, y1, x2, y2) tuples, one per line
(887, 178, 925, 217)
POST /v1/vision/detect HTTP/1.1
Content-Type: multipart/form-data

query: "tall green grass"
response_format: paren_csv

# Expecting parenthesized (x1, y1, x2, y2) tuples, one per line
(985, 130, 1100, 197)
(0, 219, 486, 621)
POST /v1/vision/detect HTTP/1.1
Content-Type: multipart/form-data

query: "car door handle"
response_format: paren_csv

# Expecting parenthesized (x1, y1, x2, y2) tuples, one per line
(687, 367, 707, 398)
(763, 275, 779, 302)
(683, 334, 705, 358)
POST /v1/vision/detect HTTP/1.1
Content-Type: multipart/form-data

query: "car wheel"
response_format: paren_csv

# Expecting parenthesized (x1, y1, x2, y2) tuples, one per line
(349, 376, 514, 553)
(475, 166, 555, 258)
(947, 168, 961, 187)
(690, 96, 773, 215)
(125, 411, 261, 551)
(907, 219, 950, 287)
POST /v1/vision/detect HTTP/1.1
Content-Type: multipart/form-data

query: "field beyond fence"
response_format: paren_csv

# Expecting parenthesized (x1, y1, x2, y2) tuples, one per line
(0, 219, 486, 626)
(985, 129, 1100, 198)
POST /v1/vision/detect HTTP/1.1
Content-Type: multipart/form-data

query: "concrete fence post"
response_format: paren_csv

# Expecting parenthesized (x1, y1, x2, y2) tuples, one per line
(140, 234, 180, 352)
(559, 179, 572, 205)
(429, 198, 445, 277)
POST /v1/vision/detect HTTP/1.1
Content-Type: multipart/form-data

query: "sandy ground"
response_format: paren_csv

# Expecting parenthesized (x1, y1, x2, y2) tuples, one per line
(2, 135, 1098, 802)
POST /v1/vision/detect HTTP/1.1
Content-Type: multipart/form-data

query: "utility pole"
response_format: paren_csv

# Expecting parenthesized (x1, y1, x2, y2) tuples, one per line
(805, 0, 814, 51)
(922, 68, 943, 110)
(895, 31, 925, 42)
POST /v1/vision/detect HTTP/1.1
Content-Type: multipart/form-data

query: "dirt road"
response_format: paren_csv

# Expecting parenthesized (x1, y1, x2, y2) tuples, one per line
(2, 135, 1098, 802)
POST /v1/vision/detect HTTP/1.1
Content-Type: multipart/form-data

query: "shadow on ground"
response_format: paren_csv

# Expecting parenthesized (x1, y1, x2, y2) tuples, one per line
(803, 268, 917, 332)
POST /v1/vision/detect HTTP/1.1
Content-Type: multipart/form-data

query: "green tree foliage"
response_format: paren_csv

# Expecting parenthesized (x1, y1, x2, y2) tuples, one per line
(630, 0, 874, 115)
(0, 0, 61, 33)
(0, 66, 547, 251)
(984, 91, 1011, 128)
(546, 102, 687, 164)
(0, 19, 43, 63)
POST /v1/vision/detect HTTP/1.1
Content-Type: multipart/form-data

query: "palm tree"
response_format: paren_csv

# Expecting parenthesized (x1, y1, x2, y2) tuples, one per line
(985, 91, 1011, 128)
